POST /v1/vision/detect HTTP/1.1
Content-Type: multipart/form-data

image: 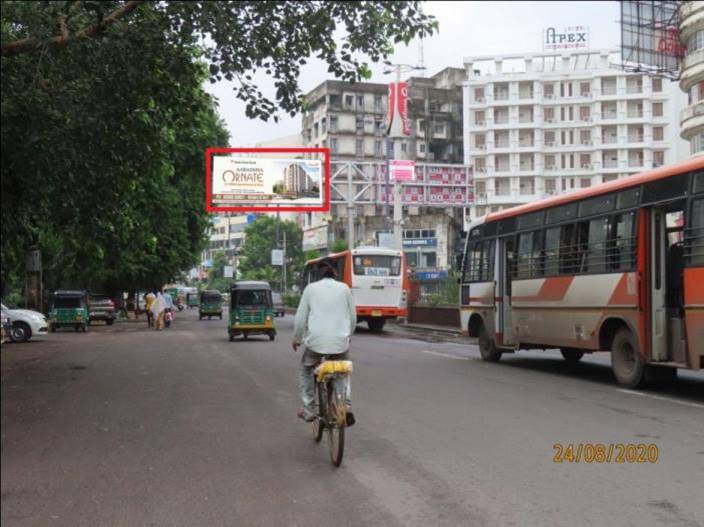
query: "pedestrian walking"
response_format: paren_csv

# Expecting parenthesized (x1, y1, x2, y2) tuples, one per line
(152, 292, 166, 330)
(162, 289, 174, 328)
(145, 291, 156, 328)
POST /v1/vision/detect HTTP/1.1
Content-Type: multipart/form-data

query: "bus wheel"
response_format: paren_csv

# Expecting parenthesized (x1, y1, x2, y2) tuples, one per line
(560, 349, 584, 363)
(367, 318, 385, 332)
(478, 323, 502, 362)
(611, 328, 645, 388)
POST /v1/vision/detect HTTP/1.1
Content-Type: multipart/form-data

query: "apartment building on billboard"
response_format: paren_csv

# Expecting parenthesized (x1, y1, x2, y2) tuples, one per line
(463, 49, 688, 220)
(299, 71, 467, 273)
(679, 1, 704, 155)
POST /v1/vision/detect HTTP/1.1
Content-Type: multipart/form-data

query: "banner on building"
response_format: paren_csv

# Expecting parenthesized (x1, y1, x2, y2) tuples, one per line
(206, 148, 330, 213)
(385, 82, 411, 137)
(390, 159, 416, 182)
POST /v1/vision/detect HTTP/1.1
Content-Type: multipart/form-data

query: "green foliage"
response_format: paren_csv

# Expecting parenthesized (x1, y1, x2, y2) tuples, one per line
(206, 250, 234, 292)
(330, 239, 348, 253)
(1, 1, 438, 122)
(414, 272, 460, 307)
(283, 293, 301, 308)
(304, 249, 320, 262)
(1, 2, 229, 296)
(237, 217, 303, 291)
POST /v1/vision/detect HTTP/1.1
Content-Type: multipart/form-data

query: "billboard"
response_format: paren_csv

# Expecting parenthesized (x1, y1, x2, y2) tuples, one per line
(390, 159, 415, 182)
(206, 148, 330, 213)
(619, 0, 683, 80)
(385, 82, 411, 137)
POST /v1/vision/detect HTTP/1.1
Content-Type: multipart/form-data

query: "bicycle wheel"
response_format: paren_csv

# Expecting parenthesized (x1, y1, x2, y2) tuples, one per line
(311, 381, 324, 442)
(326, 378, 345, 467)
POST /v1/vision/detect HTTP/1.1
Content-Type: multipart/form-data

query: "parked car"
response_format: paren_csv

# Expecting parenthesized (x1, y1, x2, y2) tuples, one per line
(1, 302, 49, 343)
(88, 295, 116, 325)
(271, 292, 285, 317)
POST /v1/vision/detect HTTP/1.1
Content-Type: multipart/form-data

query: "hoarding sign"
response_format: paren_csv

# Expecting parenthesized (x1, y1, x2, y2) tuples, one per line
(619, 1, 682, 80)
(206, 147, 330, 213)
(271, 249, 284, 266)
(390, 159, 415, 182)
(223, 265, 234, 278)
(543, 26, 589, 51)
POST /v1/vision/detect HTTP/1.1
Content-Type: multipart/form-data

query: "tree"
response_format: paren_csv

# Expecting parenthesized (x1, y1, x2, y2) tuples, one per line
(1, 1, 437, 121)
(237, 217, 303, 291)
(1, 1, 229, 297)
(331, 239, 348, 253)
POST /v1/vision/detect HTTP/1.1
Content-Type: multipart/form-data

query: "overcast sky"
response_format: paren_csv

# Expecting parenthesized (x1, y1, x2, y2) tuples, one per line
(204, 1, 621, 146)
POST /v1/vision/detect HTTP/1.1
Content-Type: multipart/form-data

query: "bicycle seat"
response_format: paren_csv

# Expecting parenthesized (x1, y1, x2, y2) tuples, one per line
(315, 360, 353, 381)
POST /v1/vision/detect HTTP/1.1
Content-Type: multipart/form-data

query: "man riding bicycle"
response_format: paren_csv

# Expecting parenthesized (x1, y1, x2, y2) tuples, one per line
(292, 257, 356, 423)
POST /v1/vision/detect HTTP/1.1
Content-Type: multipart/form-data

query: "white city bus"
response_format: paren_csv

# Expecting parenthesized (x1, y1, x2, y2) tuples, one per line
(303, 246, 410, 332)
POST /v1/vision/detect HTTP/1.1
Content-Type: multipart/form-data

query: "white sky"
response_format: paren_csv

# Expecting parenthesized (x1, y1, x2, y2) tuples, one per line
(204, 1, 621, 146)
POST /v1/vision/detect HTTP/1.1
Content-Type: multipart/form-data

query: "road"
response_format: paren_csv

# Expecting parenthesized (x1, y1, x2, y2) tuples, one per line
(2, 309, 703, 527)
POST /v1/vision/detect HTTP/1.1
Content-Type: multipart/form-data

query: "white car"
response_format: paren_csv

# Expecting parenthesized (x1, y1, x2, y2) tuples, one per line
(1, 303, 49, 343)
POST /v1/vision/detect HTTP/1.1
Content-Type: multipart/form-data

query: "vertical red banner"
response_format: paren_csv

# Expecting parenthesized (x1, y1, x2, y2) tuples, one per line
(386, 82, 396, 134)
(397, 82, 411, 136)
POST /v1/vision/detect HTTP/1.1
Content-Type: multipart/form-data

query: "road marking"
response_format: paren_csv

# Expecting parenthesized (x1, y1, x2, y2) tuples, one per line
(420, 349, 470, 361)
(617, 389, 704, 410)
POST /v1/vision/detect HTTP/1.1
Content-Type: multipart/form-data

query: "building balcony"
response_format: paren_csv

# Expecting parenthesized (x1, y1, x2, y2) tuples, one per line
(680, 49, 704, 92)
(680, 101, 704, 139)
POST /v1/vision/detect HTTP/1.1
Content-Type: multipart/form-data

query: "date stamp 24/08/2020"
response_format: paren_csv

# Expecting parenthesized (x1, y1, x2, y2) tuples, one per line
(553, 443, 659, 464)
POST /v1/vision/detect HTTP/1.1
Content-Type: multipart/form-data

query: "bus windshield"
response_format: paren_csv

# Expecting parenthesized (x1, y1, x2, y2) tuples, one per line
(353, 255, 401, 276)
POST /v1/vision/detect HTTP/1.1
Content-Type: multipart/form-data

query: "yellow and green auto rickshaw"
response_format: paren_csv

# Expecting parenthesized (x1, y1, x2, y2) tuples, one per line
(49, 290, 89, 332)
(186, 288, 199, 309)
(199, 290, 223, 320)
(228, 281, 276, 342)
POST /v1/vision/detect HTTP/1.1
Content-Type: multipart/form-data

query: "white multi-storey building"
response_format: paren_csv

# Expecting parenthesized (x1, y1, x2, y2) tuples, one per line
(463, 49, 688, 220)
(679, 1, 704, 155)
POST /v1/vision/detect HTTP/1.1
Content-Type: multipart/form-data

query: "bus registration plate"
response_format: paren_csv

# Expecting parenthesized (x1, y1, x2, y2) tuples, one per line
(371, 310, 382, 317)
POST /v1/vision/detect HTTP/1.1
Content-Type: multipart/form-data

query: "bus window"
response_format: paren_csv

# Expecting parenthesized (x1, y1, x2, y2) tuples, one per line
(544, 227, 560, 276)
(610, 212, 636, 271)
(463, 240, 482, 282)
(533, 230, 546, 277)
(559, 224, 575, 274)
(516, 232, 533, 279)
(353, 255, 401, 276)
(575, 221, 590, 273)
(586, 217, 609, 273)
(335, 256, 347, 281)
(686, 198, 704, 266)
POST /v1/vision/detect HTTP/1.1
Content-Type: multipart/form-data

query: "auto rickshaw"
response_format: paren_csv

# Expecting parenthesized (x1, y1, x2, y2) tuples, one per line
(49, 290, 89, 332)
(186, 288, 199, 309)
(199, 290, 223, 320)
(228, 281, 276, 342)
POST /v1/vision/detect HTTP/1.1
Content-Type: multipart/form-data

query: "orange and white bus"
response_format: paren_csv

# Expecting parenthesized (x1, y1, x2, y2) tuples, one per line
(460, 157, 704, 387)
(303, 246, 409, 332)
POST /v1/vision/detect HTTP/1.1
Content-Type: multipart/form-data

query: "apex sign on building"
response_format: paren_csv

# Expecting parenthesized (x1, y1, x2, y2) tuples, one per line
(543, 26, 589, 51)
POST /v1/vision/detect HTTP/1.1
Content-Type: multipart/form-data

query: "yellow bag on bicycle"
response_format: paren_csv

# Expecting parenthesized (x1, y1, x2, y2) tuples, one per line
(315, 360, 353, 382)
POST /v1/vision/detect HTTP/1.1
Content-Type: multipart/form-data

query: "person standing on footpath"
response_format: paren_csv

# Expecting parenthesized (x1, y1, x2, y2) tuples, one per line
(145, 291, 156, 328)
(152, 292, 166, 330)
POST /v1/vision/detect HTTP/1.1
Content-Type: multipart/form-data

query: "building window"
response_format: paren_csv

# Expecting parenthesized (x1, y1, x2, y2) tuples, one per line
(474, 111, 485, 125)
(374, 95, 382, 111)
(652, 102, 663, 117)
(401, 142, 408, 153)
(653, 151, 665, 167)
(434, 123, 445, 134)
(652, 77, 662, 93)
(320, 117, 327, 134)
(329, 116, 338, 132)
(374, 140, 382, 156)
(691, 133, 704, 155)
(356, 116, 364, 131)
(418, 142, 426, 154)
(356, 139, 363, 156)
(345, 95, 354, 108)
(331, 138, 338, 153)
(313, 122, 319, 138)
(356, 95, 364, 109)
(653, 126, 664, 141)
(474, 87, 485, 102)
(688, 30, 704, 52)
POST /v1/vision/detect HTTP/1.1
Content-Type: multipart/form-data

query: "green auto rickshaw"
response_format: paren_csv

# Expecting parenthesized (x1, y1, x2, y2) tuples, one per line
(199, 290, 223, 320)
(49, 290, 89, 332)
(186, 289, 199, 309)
(228, 281, 276, 342)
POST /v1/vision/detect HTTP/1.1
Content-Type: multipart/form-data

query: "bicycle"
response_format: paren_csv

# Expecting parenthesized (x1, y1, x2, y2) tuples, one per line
(309, 357, 354, 467)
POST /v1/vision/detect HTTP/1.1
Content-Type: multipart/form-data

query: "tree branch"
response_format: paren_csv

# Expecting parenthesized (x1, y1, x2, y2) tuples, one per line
(1, 0, 143, 57)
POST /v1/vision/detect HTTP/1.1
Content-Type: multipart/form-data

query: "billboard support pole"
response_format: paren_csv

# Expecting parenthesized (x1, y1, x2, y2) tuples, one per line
(347, 167, 355, 249)
(393, 64, 403, 252)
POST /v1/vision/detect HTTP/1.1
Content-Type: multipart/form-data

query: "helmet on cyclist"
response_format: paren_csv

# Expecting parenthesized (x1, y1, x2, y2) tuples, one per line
(317, 257, 337, 279)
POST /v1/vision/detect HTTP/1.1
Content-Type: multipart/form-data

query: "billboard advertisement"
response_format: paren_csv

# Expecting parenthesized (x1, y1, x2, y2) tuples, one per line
(619, 1, 683, 80)
(206, 148, 330, 213)
(386, 82, 411, 137)
(543, 26, 590, 51)
(390, 159, 415, 182)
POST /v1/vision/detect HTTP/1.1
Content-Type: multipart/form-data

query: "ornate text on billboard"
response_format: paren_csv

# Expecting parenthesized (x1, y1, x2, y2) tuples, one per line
(543, 26, 589, 51)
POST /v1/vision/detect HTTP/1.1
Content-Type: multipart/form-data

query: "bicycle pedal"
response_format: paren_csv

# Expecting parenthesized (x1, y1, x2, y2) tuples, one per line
(345, 412, 356, 427)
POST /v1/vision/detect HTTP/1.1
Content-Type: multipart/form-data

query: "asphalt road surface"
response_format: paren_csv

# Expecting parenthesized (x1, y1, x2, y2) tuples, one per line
(2, 309, 703, 527)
